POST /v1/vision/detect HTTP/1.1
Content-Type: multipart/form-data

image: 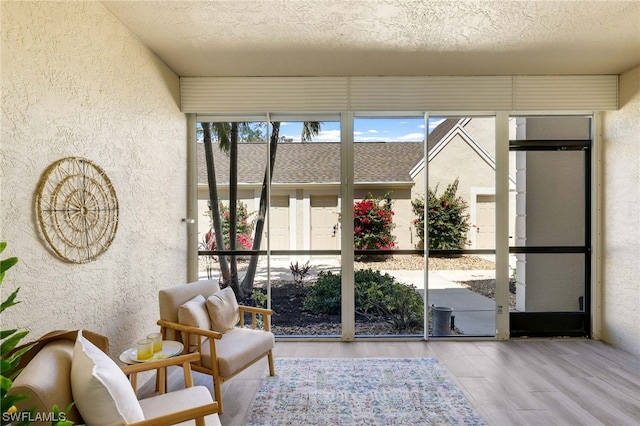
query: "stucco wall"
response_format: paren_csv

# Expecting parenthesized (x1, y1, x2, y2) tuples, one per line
(1, 1, 186, 359)
(602, 65, 640, 355)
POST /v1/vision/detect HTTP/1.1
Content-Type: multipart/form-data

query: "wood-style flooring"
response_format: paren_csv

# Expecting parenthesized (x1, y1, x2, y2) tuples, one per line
(138, 339, 640, 426)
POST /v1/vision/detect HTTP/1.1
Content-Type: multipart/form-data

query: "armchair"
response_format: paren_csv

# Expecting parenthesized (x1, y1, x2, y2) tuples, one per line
(158, 279, 275, 414)
(9, 331, 220, 426)
(121, 353, 219, 426)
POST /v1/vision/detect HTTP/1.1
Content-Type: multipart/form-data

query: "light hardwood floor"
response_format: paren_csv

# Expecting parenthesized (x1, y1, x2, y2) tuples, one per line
(140, 339, 640, 426)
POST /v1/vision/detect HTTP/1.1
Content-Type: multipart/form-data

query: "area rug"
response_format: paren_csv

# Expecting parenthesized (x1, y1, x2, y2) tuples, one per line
(245, 357, 486, 425)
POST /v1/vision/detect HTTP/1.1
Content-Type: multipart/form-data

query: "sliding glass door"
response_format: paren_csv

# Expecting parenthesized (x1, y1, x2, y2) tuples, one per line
(425, 116, 499, 337)
(193, 113, 593, 340)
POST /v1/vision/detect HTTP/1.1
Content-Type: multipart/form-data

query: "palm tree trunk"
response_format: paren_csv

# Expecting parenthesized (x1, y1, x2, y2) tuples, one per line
(202, 122, 230, 283)
(229, 123, 239, 293)
(240, 122, 280, 296)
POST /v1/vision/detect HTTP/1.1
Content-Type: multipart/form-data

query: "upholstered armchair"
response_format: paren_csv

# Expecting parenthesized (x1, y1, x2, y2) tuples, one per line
(10, 330, 220, 426)
(158, 279, 275, 414)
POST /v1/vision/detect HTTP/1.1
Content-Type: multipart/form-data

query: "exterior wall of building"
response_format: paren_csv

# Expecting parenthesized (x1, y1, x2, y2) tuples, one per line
(412, 118, 518, 250)
(1, 1, 185, 359)
(602, 65, 640, 355)
(424, 118, 495, 249)
(197, 183, 416, 256)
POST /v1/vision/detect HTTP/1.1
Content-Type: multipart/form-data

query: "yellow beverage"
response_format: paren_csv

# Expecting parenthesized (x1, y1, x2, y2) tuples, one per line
(137, 339, 153, 360)
(148, 333, 162, 353)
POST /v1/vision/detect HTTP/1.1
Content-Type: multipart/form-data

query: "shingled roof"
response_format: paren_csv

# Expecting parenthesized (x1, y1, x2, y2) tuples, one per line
(197, 118, 459, 186)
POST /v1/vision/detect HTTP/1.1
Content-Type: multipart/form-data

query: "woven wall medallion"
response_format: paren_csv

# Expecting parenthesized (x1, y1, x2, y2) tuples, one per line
(36, 157, 119, 263)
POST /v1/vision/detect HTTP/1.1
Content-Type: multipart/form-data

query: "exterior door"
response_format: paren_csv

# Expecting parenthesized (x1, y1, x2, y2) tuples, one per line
(310, 195, 339, 250)
(475, 194, 495, 249)
(269, 195, 290, 250)
(509, 116, 591, 337)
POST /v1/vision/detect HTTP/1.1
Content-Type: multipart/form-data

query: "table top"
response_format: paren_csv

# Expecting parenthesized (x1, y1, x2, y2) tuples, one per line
(119, 340, 183, 364)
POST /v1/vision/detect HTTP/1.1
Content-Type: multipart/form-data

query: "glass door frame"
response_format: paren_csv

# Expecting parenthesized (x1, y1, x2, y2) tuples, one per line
(507, 115, 593, 337)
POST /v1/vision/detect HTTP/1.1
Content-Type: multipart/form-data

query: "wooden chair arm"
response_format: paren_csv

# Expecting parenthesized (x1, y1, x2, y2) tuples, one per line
(128, 402, 219, 426)
(157, 319, 223, 340)
(238, 305, 273, 331)
(120, 352, 200, 375)
(122, 352, 204, 395)
(238, 305, 273, 316)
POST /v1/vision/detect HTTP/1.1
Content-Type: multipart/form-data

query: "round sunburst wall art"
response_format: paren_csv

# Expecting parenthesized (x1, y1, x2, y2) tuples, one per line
(36, 157, 119, 263)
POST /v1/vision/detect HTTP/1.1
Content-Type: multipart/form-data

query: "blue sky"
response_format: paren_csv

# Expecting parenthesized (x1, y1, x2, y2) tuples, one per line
(279, 117, 446, 143)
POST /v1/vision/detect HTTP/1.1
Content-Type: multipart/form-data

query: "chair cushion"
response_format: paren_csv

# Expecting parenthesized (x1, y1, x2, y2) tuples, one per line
(178, 294, 211, 351)
(159, 280, 221, 341)
(138, 386, 221, 426)
(9, 340, 82, 423)
(199, 328, 274, 378)
(71, 330, 145, 426)
(205, 287, 240, 333)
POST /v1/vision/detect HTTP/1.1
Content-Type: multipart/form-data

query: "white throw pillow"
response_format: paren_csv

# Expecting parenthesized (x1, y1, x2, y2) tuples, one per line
(71, 330, 145, 426)
(178, 294, 211, 350)
(205, 287, 240, 333)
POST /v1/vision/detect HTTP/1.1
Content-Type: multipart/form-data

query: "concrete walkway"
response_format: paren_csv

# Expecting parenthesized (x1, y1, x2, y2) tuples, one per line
(384, 269, 497, 336)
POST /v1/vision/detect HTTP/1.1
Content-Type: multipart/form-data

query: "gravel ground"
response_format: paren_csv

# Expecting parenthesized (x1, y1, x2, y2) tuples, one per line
(355, 254, 496, 271)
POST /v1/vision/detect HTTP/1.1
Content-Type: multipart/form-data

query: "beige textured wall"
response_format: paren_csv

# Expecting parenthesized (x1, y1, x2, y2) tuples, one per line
(602, 66, 640, 355)
(1, 1, 186, 359)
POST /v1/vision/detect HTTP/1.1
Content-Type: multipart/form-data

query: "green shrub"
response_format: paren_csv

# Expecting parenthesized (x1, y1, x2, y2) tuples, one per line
(303, 271, 342, 315)
(412, 178, 471, 250)
(304, 269, 423, 331)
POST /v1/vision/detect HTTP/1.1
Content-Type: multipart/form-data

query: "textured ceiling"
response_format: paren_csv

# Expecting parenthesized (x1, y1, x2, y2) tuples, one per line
(100, 0, 640, 77)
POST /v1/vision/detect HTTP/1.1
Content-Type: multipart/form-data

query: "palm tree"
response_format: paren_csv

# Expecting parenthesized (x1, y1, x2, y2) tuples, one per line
(201, 122, 230, 283)
(202, 120, 320, 297)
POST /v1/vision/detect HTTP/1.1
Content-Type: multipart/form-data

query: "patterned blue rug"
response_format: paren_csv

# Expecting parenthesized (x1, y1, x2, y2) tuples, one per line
(245, 357, 486, 425)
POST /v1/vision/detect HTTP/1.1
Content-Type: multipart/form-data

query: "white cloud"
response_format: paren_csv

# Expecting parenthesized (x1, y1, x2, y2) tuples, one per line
(280, 129, 341, 142)
(368, 129, 378, 133)
(429, 118, 446, 132)
(315, 129, 341, 142)
(396, 132, 424, 142)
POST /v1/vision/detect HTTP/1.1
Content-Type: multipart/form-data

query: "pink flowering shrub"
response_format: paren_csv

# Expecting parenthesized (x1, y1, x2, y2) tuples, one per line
(353, 194, 396, 257)
(205, 201, 254, 250)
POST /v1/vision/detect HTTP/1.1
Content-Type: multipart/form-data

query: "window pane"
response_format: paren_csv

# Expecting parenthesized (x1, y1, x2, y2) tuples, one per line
(427, 116, 497, 337)
(513, 150, 586, 246)
(269, 256, 341, 337)
(428, 255, 497, 336)
(513, 253, 585, 312)
(353, 117, 425, 336)
(267, 118, 342, 336)
(196, 120, 267, 294)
